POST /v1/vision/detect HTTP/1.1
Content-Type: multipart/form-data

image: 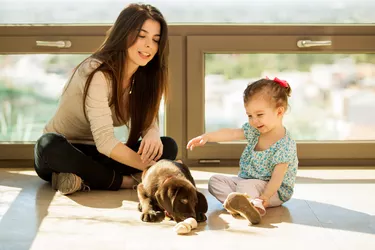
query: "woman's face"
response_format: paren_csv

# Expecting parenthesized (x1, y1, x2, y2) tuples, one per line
(127, 19, 161, 68)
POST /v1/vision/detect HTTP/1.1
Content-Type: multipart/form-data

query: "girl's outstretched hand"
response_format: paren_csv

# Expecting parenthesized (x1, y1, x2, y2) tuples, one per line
(186, 135, 208, 151)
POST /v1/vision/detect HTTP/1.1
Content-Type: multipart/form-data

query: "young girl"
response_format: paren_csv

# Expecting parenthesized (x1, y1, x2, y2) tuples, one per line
(186, 77, 298, 224)
(33, 3, 177, 195)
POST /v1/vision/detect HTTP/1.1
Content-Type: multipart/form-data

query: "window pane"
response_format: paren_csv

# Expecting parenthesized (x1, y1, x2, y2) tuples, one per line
(205, 53, 375, 140)
(0, 54, 164, 142)
(1, 0, 374, 24)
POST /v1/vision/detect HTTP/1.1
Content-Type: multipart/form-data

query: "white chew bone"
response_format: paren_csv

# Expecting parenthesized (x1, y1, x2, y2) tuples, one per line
(173, 217, 198, 234)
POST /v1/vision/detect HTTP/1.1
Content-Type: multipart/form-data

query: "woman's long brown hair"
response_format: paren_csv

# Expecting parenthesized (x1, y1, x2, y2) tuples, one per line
(76, 4, 168, 147)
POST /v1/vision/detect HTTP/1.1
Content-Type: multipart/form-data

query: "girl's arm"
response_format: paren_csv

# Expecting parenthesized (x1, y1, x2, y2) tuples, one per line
(187, 128, 245, 150)
(205, 128, 245, 142)
(259, 163, 288, 206)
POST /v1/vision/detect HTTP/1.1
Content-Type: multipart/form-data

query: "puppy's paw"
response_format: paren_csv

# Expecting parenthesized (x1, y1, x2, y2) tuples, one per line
(141, 210, 165, 222)
(196, 212, 207, 222)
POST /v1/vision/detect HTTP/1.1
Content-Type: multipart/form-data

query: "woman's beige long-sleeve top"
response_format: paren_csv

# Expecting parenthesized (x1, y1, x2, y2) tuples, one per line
(44, 59, 124, 157)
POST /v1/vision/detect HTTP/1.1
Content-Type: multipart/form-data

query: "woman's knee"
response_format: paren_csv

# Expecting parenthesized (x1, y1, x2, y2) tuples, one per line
(34, 133, 66, 181)
(160, 136, 178, 160)
(35, 133, 66, 156)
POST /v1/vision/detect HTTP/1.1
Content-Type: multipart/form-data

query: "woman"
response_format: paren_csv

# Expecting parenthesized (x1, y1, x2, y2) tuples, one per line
(34, 3, 177, 195)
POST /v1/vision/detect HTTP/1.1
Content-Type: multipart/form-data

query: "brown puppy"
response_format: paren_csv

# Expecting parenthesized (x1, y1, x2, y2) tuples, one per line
(137, 159, 208, 223)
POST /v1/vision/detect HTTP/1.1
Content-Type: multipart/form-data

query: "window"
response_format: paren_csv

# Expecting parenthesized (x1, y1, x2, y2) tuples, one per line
(0, 54, 164, 142)
(187, 35, 375, 164)
(1, 3, 374, 165)
(205, 53, 375, 140)
(1, 0, 374, 24)
(0, 54, 87, 141)
(0, 30, 182, 161)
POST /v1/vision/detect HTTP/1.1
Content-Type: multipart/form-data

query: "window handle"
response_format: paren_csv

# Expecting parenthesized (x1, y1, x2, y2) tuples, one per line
(297, 40, 332, 48)
(36, 40, 72, 48)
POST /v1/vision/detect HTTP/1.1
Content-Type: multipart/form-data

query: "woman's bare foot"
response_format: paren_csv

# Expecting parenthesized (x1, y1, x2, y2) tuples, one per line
(131, 172, 142, 184)
(120, 172, 143, 189)
(121, 176, 134, 189)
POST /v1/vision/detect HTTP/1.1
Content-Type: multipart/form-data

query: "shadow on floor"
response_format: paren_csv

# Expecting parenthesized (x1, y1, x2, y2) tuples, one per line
(296, 176, 375, 184)
(67, 188, 139, 209)
(0, 171, 55, 250)
(201, 183, 375, 235)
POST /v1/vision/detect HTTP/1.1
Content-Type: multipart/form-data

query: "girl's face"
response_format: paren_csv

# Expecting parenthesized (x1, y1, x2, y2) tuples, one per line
(244, 94, 285, 134)
(127, 19, 161, 68)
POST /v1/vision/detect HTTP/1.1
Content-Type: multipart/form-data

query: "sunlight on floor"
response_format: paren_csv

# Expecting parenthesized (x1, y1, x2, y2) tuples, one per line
(0, 167, 374, 250)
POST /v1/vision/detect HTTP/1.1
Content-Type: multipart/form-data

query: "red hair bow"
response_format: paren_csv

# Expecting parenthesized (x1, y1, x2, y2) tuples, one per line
(265, 76, 289, 88)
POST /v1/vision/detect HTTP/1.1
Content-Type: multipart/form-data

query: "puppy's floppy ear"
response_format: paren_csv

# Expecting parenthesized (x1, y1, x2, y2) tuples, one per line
(155, 187, 171, 213)
(155, 185, 180, 214)
(195, 191, 208, 222)
(196, 191, 208, 213)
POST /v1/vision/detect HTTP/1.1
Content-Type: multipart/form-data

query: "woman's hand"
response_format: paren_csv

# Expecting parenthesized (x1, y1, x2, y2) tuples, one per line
(186, 134, 208, 151)
(138, 128, 163, 164)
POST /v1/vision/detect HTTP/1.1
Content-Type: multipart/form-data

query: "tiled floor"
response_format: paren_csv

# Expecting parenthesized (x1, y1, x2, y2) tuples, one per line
(0, 166, 375, 250)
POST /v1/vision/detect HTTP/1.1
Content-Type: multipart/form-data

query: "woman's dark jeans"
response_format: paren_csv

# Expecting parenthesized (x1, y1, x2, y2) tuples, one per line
(34, 133, 178, 190)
